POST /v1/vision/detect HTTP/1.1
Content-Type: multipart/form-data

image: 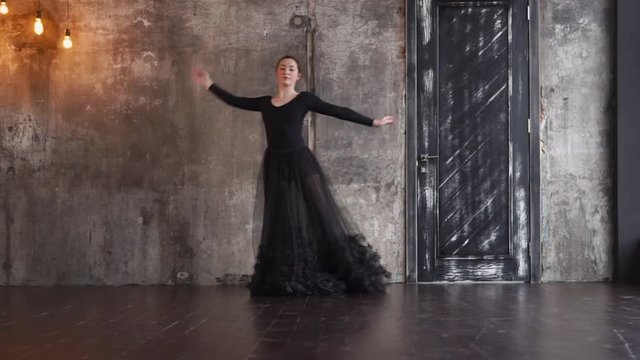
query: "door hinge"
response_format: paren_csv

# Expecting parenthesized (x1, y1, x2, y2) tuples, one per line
(528, 118, 531, 133)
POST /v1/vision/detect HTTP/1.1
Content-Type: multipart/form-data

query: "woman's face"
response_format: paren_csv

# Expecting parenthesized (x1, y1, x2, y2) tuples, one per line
(276, 58, 301, 87)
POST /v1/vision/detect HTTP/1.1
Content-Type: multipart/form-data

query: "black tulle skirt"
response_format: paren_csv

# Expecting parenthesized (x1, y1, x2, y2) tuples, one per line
(248, 146, 390, 296)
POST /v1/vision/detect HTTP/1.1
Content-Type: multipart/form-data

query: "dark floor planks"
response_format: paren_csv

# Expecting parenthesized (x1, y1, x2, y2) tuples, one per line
(1, 284, 639, 360)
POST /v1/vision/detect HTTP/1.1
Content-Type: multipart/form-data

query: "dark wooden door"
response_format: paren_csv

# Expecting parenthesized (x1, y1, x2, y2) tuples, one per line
(416, 0, 530, 281)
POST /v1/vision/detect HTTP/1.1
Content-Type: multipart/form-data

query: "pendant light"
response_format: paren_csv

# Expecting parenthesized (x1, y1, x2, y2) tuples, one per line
(0, 1, 8, 15)
(62, 0, 72, 49)
(34, 1, 44, 35)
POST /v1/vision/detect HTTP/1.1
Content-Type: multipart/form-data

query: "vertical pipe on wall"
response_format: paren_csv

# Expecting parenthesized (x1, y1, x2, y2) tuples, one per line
(306, 0, 317, 152)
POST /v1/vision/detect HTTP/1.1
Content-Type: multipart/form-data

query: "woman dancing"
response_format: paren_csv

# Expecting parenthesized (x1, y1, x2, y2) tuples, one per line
(192, 55, 395, 296)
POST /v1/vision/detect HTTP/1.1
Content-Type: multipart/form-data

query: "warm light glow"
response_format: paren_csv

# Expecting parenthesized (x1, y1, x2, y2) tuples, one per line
(62, 29, 72, 49)
(34, 18, 44, 35)
(0, 1, 8, 15)
(34, 12, 44, 35)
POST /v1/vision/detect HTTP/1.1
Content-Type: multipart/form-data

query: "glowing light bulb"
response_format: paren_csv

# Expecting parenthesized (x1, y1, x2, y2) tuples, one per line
(34, 11, 44, 35)
(62, 29, 73, 49)
(0, 1, 8, 15)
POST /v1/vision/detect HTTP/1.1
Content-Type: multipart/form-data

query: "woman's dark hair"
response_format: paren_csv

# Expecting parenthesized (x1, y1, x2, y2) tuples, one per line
(275, 55, 301, 72)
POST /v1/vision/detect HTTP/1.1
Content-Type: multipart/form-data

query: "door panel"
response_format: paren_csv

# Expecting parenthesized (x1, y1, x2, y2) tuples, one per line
(416, 0, 530, 282)
(438, 5, 510, 258)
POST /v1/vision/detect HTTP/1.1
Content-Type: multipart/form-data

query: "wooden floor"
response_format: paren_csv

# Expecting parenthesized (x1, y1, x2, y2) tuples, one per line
(1, 283, 639, 360)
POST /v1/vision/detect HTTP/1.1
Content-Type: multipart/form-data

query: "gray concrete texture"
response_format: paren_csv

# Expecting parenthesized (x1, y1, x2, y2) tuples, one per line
(539, 0, 615, 281)
(0, 0, 406, 285)
(0, 0, 617, 285)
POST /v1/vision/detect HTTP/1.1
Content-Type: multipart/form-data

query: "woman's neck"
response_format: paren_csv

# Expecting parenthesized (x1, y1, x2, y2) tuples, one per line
(274, 85, 298, 99)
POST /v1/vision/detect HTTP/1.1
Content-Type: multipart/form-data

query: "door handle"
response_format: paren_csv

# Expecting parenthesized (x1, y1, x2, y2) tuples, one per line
(419, 154, 439, 161)
(418, 154, 438, 174)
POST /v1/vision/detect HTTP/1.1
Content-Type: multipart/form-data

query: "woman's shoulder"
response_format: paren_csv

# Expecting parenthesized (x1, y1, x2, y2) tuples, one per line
(298, 91, 318, 101)
(256, 95, 272, 104)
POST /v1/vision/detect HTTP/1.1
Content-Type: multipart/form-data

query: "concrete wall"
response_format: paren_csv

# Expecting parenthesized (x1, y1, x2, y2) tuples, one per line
(0, 0, 405, 285)
(539, 0, 615, 281)
(313, 0, 406, 282)
(0, 0, 618, 285)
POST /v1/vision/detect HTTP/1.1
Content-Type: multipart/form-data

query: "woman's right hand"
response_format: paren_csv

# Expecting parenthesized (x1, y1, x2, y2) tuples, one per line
(192, 67, 214, 89)
(373, 116, 396, 127)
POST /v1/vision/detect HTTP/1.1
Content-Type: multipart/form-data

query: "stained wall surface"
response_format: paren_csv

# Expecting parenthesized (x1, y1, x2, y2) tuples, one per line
(0, 0, 617, 285)
(539, 0, 615, 281)
(0, 0, 405, 285)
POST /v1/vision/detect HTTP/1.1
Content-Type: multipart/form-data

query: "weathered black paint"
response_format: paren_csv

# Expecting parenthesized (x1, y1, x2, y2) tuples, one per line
(437, 5, 510, 258)
(416, 0, 530, 282)
(405, 0, 419, 283)
(416, 0, 438, 282)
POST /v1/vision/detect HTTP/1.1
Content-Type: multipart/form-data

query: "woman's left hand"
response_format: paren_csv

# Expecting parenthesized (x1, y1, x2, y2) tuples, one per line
(192, 67, 214, 89)
(373, 116, 396, 127)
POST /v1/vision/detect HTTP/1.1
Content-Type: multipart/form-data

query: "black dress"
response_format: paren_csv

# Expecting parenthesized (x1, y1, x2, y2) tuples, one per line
(209, 84, 390, 296)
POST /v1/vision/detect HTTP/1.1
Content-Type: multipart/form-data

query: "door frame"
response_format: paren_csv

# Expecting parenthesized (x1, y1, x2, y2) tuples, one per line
(405, 0, 541, 283)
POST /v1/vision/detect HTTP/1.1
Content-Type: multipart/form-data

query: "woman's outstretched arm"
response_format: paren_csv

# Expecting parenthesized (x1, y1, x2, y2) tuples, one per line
(306, 93, 395, 127)
(192, 67, 263, 112)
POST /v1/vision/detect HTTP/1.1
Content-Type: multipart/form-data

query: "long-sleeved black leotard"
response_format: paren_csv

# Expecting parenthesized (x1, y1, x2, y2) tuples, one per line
(208, 83, 374, 150)
(208, 83, 389, 296)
